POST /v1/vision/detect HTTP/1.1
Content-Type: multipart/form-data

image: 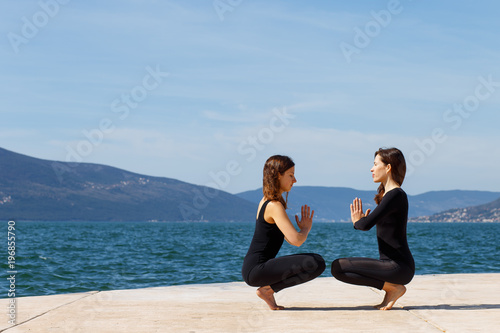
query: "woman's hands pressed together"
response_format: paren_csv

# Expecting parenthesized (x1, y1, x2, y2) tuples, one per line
(295, 204, 314, 232)
(350, 198, 371, 224)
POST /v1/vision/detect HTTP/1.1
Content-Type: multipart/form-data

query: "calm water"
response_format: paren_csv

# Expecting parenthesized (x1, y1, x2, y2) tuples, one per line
(3, 221, 500, 298)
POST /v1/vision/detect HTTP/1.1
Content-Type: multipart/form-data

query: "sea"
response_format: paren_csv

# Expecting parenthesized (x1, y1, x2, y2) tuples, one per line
(3, 221, 500, 298)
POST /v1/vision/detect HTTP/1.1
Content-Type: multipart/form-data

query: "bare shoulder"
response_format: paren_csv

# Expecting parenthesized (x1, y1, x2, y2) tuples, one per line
(266, 200, 285, 212)
(264, 200, 286, 223)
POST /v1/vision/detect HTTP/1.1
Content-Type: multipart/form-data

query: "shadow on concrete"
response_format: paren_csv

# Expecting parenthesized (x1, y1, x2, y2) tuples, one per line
(285, 303, 500, 311)
(284, 305, 384, 311)
(405, 304, 500, 310)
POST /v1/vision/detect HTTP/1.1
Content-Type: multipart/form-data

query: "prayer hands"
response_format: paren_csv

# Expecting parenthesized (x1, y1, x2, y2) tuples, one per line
(350, 198, 371, 223)
(295, 205, 314, 231)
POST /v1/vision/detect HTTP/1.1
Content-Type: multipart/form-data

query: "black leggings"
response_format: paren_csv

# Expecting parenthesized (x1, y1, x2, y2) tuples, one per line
(245, 253, 325, 293)
(331, 257, 414, 290)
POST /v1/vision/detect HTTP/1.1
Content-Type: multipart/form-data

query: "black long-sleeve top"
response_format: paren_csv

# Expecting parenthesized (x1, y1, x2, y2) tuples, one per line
(354, 188, 415, 270)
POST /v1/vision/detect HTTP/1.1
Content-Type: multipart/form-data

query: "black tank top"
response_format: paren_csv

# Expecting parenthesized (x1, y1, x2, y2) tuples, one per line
(241, 200, 284, 282)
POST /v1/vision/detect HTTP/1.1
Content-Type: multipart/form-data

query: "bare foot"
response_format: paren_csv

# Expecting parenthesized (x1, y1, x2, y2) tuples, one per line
(374, 293, 388, 309)
(256, 286, 284, 310)
(378, 283, 406, 310)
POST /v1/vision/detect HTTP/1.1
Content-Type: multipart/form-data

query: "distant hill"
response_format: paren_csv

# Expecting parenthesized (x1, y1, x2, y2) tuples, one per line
(408, 190, 500, 218)
(237, 187, 500, 222)
(410, 197, 500, 222)
(0, 147, 255, 222)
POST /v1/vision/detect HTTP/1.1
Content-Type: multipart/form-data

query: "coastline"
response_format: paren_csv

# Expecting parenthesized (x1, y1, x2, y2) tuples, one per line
(1, 273, 498, 333)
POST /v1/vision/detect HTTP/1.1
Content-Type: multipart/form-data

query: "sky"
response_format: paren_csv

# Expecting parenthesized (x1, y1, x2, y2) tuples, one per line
(1, 0, 500, 195)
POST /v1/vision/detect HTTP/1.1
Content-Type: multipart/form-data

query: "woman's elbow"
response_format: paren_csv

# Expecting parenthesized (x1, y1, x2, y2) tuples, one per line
(353, 222, 369, 231)
(288, 236, 306, 247)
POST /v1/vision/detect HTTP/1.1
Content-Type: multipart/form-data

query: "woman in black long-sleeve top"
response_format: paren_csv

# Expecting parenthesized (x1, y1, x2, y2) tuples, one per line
(331, 148, 415, 310)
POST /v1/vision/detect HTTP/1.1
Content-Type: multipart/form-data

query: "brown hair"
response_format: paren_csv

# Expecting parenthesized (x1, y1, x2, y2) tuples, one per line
(262, 155, 295, 209)
(374, 148, 406, 205)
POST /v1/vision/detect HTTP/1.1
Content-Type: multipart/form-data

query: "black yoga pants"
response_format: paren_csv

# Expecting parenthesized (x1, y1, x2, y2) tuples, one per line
(246, 253, 325, 292)
(331, 257, 414, 290)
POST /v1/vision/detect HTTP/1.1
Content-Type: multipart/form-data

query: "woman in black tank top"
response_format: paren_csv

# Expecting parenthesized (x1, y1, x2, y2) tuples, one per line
(241, 155, 325, 310)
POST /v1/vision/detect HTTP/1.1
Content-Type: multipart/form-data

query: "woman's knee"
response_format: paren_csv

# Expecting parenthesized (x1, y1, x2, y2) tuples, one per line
(308, 253, 326, 274)
(331, 258, 343, 278)
(316, 254, 326, 274)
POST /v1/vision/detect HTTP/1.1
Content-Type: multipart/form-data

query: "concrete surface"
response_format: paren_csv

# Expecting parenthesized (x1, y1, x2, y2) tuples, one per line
(1, 273, 498, 332)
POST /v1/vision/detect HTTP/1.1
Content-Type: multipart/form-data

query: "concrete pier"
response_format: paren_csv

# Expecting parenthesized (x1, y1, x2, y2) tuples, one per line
(1, 273, 498, 332)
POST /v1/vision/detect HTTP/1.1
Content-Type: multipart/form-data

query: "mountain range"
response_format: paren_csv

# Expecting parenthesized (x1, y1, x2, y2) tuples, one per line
(410, 197, 500, 222)
(1, 147, 499, 222)
(0, 147, 255, 222)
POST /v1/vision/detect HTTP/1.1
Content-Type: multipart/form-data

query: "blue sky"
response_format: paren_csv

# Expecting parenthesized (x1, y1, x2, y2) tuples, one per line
(2, 0, 500, 195)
